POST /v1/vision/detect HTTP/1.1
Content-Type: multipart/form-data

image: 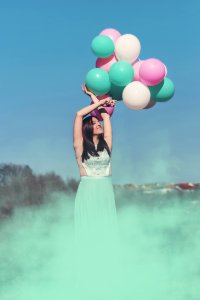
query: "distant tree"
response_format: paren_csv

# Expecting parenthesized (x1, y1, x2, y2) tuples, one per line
(65, 177, 79, 193)
(0, 163, 33, 186)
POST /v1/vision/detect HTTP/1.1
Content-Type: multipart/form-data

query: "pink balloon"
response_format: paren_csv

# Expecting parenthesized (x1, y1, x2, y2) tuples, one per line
(99, 28, 121, 44)
(97, 95, 110, 100)
(96, 54, 117, 72)
(90, 95, 114, 121)
(132, 60, 144, 81)
(139, 58, 166, 86)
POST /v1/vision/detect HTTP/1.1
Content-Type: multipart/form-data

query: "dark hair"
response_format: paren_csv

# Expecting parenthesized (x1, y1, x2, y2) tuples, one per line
(81, 115, 111, 163)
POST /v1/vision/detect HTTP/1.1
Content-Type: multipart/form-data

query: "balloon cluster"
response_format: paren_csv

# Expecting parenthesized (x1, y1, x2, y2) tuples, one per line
(85, 28, 175, 118)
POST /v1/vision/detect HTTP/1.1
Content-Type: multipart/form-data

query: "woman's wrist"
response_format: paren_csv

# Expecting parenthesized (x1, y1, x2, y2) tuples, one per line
(90, 94, 99, 103)
(77, 101, 104, 117)
(97, 107, 108, 115)
(98, 99, 107, 106)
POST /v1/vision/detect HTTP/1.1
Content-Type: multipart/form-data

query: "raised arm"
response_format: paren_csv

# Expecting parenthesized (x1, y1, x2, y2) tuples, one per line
(97, 107, 112, 151)
(73, 101, 102, 148)
(73, 85, 116, 149)
(73, 114, 83, 148)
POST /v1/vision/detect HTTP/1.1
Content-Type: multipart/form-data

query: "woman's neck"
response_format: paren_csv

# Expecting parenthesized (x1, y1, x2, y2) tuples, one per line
(93, 138, 99, 145)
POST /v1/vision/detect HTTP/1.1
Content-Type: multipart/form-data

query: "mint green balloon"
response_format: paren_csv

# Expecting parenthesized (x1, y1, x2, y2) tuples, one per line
(91, 35, 114, 58)
(85, 68, 111, 96)
(109, 61, 134, 86)
(149, 77, 175, 102)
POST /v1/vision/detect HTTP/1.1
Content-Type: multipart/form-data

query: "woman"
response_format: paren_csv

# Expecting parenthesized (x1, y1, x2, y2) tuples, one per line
(73, 86, 121, 298)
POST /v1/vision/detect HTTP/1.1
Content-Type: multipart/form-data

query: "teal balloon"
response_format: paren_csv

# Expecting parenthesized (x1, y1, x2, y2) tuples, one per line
(149, 77, 175, 102)
(109, 61, 134, 86)
(91, 35, 114, 58)
(85, 68, 111, 96)
(109, 83, 125, 101)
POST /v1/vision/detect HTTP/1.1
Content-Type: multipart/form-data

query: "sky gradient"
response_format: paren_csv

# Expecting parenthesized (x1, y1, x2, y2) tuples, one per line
(0, 0, 199, 184)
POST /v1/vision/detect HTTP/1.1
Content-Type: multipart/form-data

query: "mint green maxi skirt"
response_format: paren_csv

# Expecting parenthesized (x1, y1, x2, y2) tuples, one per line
(74, 175, 122, 300)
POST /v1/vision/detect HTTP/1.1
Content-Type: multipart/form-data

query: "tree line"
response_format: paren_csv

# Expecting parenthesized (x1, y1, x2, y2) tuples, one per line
(0, 163, 79, 219)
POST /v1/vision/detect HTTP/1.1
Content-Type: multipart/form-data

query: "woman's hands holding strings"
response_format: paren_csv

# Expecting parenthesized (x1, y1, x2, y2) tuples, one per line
(81, 85, 117, 107)
(99, 98, 117, 107)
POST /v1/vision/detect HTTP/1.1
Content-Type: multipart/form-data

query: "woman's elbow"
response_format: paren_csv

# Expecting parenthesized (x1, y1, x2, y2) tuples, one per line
(76, 112, 83, 117)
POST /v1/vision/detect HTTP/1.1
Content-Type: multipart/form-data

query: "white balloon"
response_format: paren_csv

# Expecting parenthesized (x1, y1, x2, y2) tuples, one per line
(164, 64, 168, 76)
(115, 34, 141, 63)
(122, 81, 151, 110)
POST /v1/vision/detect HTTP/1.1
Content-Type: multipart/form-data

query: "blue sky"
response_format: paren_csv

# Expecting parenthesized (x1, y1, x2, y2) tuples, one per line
(0, 0, 199, 184)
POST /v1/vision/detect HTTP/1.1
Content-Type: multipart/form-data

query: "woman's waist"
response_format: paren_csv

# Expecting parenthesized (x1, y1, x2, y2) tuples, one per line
(80, 175, 112, 180)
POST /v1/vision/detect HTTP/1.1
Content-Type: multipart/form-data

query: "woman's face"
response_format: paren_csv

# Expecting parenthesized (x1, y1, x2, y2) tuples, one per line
(92, 117, 103, 135)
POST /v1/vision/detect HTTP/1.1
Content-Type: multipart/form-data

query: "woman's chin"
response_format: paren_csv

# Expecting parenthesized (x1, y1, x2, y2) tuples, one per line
(97, 129, 103, 134)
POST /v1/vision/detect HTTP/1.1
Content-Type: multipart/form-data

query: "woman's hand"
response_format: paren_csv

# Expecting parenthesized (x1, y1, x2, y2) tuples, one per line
(81, 84, 94, 96)
(99, 98, 117, 107)
(81, 85, 117, 106)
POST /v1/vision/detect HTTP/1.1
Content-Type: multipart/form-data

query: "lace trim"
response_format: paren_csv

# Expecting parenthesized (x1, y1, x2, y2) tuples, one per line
(81, 148, 111, 176)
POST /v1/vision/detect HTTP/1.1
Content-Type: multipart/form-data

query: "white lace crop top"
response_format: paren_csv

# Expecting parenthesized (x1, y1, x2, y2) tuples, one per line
(81, 145, 111, 176)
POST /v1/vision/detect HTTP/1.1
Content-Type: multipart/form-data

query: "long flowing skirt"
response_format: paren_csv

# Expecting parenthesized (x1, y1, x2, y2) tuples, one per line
(74, 175, 122, 299)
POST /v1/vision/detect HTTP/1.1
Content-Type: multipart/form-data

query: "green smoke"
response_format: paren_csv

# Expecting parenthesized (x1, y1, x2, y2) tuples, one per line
(0, 190, 199, 300)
